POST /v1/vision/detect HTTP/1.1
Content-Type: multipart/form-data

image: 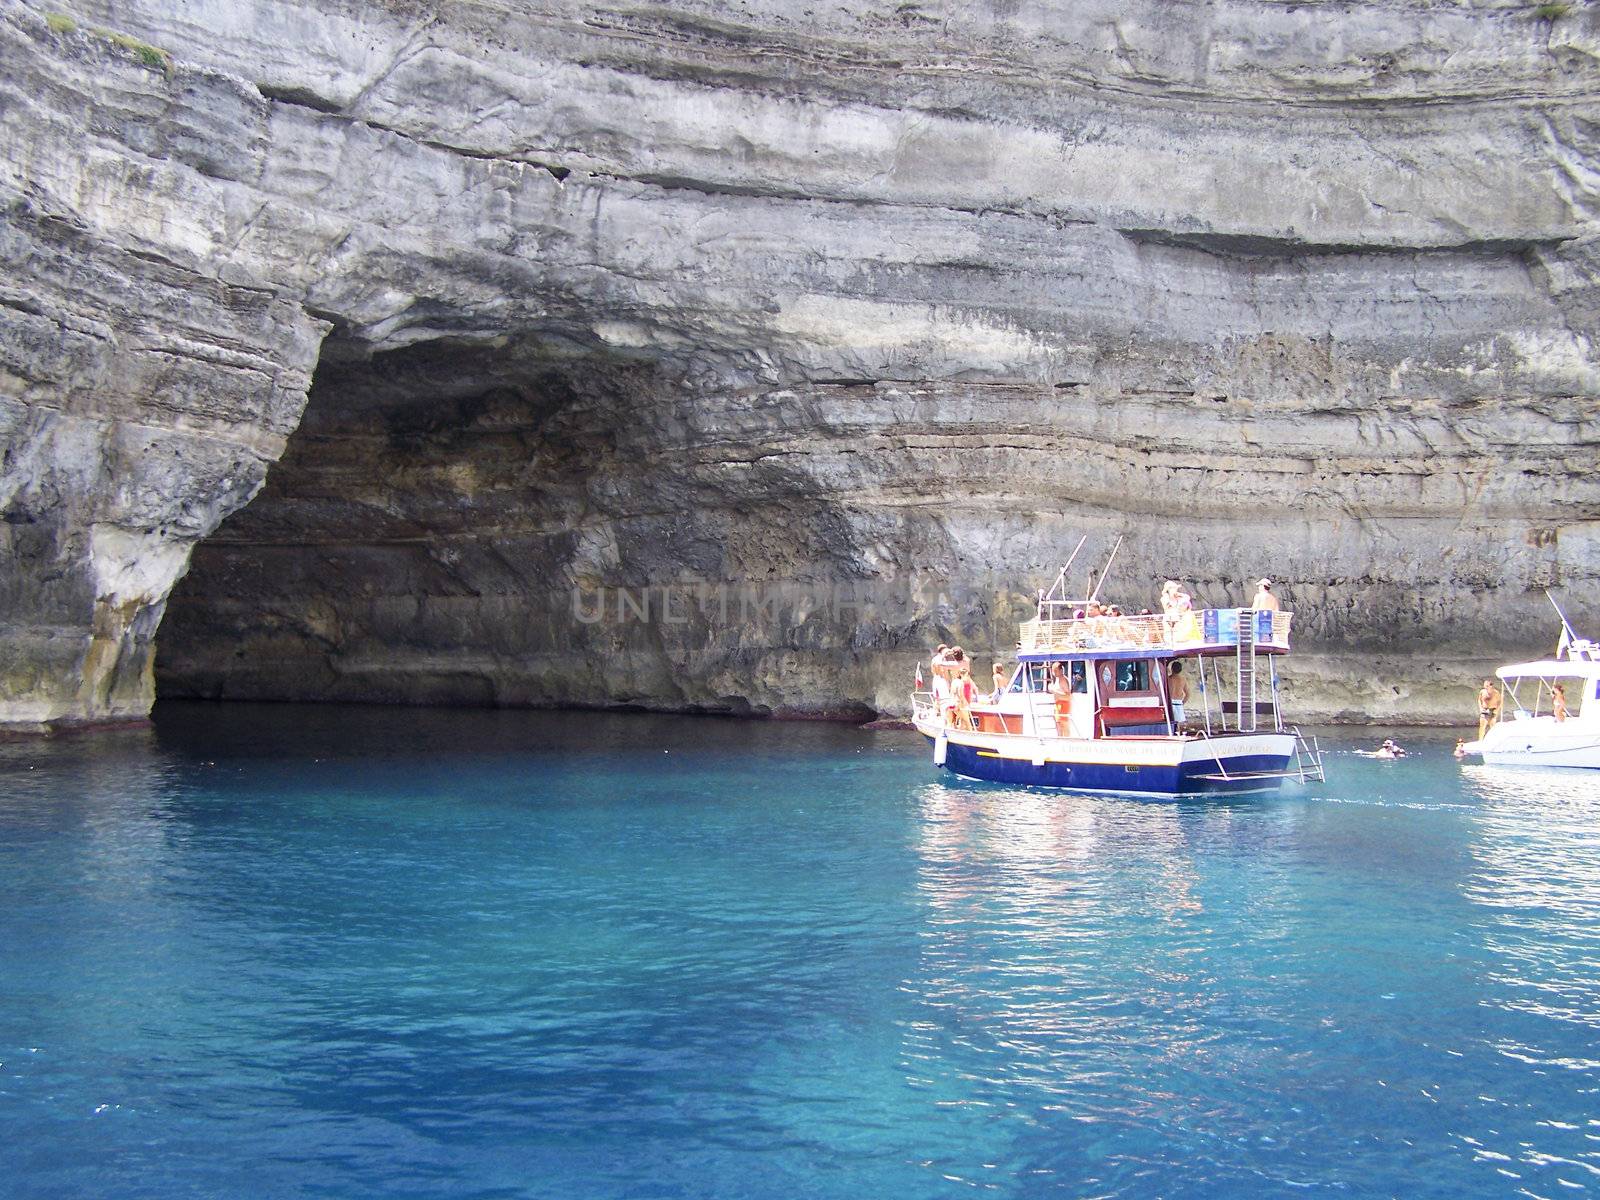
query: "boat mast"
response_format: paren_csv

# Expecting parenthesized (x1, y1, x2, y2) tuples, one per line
(1037, 536, 1090, 624)
(1049, 537, 1089, 600)
(1546, 588, 1583, 659)
(1087, 536, 1123, 606)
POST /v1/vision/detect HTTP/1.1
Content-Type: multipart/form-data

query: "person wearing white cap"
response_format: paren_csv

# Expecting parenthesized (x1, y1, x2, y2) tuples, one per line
(1252, 578, 1280, 611)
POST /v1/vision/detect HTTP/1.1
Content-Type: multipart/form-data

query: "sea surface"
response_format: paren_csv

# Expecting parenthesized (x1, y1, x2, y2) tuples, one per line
(2, 703, 1598, 1199)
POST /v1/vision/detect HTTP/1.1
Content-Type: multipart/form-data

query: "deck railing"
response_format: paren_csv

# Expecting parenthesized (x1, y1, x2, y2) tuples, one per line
(1017, 609, 1292, 656)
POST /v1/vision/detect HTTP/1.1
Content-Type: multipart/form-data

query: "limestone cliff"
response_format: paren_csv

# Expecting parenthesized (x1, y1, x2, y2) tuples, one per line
(1, 0, 1597, 730)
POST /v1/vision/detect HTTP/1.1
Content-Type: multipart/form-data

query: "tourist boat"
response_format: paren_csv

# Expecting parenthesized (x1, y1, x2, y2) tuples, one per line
(911, 551, 1326, 797)
(1457, 603, 1600, 770)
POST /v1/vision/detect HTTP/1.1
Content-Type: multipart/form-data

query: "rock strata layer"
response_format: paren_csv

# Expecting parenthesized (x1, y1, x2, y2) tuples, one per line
(2, 0, 1597, 729)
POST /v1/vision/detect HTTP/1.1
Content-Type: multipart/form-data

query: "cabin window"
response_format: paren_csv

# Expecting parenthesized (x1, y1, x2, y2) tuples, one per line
(1116, 660, 1151, 692)
(1070, 661, 1087, 693)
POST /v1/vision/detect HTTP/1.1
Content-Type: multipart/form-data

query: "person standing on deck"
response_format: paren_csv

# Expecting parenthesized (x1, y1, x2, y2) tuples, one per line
(1553, 684, 1569, 723)
(1252, 579, 1280, 611)
(1048, 662, 1071, 698)
(1478, 678, 1502, 739)
(1168, 661, 1190, 728)
(954, 666, 978, 730)
(930, 646, 959, 726)
(932, 668, 954, 725)
(1161, 581, 1200, 643)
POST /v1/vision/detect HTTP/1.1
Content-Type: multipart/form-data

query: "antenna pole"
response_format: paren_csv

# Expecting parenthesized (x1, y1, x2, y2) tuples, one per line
(1546, 587, 1576, 634)
(1087, 536, 1123, 604)
(1546, 587, 1579, 653)
(1039, 535, 1089, 619)
(1052, 536, 1088, 600)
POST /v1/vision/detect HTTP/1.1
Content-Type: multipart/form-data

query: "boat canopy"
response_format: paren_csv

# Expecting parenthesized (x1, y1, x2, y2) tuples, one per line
(1496, 658, 1600, 681)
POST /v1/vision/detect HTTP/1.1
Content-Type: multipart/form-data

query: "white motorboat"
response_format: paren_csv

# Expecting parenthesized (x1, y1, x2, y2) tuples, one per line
(1459, 600, 1600, 771)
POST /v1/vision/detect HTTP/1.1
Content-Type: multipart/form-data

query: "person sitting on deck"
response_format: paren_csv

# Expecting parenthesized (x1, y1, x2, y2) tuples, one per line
(1106, 605, 1139, 645)
(1252, 579, 1281, 611)
(1478, 678, 1502, 739)
(1069, 609, 1089, 646)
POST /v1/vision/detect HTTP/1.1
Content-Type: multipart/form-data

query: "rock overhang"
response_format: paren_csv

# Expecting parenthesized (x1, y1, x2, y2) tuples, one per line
(0, 0, 1595, 728)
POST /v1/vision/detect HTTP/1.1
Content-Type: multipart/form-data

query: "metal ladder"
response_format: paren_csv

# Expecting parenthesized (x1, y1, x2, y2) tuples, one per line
(1236, 611, 1256, 733)
(1292, 729, 1327, 783)
(1187, 728, 1328, 787)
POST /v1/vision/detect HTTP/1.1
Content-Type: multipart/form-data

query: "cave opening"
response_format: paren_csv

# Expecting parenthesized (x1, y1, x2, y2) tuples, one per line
(157, 329, 646, 710)
(155, 328, 884, 721)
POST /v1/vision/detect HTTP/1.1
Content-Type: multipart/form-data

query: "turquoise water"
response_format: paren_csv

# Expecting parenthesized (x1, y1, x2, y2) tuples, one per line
(3, 704, 1599, 1199)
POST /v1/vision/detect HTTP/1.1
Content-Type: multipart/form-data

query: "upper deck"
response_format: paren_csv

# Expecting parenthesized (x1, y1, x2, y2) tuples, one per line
(1017, 608, 1293, 661)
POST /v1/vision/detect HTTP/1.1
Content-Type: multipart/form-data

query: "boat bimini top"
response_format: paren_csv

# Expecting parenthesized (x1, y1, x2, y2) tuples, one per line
(1495, 659, 1600, 682)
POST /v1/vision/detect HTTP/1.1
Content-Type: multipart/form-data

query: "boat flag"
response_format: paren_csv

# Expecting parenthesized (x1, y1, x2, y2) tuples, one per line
(915, 663, 924, 688)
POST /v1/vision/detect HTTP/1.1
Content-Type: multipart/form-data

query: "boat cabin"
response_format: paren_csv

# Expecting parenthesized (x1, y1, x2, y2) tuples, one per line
(957, 606, 1295, 742)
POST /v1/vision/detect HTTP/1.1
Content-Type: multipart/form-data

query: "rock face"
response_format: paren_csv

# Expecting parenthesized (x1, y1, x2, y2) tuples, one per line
(2, 0, 1597, 730)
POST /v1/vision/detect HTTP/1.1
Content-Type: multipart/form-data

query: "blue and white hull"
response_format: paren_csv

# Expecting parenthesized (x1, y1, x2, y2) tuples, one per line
(919, 724, 1299, 797)
(911, 581, 1324, 795)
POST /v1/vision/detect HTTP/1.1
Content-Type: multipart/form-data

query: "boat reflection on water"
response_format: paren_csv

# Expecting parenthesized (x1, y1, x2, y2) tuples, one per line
(1458, 765, 1600, 1085)
(913, 783, 1253, 927)
(1460, 762, 1600, 929)
(913, 783, 1105, 927)
(1457, 762, 1600, 814)
(905, 785, 1224, 1112)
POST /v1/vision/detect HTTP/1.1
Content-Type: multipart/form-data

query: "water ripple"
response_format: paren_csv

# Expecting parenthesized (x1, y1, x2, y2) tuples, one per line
(2, 712, 1598, 1198)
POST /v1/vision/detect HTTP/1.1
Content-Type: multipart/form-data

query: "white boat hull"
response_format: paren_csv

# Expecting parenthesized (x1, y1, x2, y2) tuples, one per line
(1462, 623, 1600, 770)
(1462, 717, 1600, 770)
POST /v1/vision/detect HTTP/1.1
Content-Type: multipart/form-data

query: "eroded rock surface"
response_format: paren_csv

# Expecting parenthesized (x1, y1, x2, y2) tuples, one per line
(2, 0, 1597, 728)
